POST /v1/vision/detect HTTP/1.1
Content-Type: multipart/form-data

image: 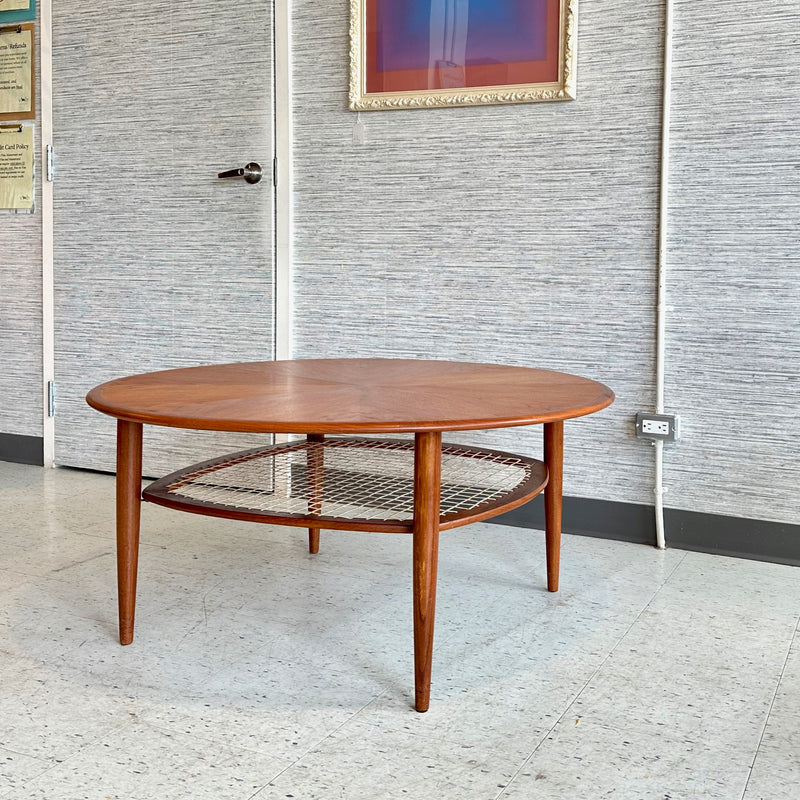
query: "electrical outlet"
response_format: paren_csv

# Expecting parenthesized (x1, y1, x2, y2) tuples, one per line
(642, 418, 670, 436)
(636, 412, 680, 442)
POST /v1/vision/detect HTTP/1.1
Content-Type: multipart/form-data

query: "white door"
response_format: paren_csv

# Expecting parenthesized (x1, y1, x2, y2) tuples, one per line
(51, 0, 276, 476)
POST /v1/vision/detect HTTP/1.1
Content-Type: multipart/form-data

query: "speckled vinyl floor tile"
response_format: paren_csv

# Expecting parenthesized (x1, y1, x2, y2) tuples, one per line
(742, 629, 800, 800)
(1, 463, 799, 800)
(498, 716, 751, 800)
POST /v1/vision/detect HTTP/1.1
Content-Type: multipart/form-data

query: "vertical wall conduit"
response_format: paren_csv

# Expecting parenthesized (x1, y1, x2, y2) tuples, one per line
(273, 0, 293, 455)
(274, 0, 292, 363)
(654, 0, 675, 549)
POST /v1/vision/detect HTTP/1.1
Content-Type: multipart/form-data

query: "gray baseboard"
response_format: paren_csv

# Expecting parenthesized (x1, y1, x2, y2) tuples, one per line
(496, 495, 800, 567)
(0, 438, 796, 566)
(0, 434, 44, 466)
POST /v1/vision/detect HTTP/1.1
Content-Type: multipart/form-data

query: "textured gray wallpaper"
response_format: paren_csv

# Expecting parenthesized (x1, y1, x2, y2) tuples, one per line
(51, 0, 276, 477)
(3, 1, 797, 531)
(0, 17, 42, 439)
(665, 1, 800, 525)
(290, 0, 800, 527)
(291, 0, 664, 507)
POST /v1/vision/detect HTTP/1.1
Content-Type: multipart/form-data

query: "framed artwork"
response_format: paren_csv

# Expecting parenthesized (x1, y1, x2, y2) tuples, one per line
(349, 0, 577, 111)
(0, 0, 36, 24)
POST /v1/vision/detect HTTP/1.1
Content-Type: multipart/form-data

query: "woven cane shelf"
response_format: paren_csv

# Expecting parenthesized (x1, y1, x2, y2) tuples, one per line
(143, 437, 549, 533)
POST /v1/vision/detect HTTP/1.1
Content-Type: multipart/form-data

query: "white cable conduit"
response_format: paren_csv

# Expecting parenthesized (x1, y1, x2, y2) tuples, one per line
(274, 0, 292, 364)
(273, 0, 293, 457)
(654, 0, 675, 549)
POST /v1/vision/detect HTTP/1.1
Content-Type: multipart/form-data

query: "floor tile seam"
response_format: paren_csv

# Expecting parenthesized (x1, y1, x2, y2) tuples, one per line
(0, 568, 49, 585)
(137, 693, 384, 769)
(194, 635, 393, 701)
(588, 550, 678, 639)
(0, 717, 134, 794)
(136, 522, 545, 559)
(0, 745, 55, 792)
(3, 720, 285, 800)
(5, 590, 191, 631)
(491, 674, 654, 799)
(244, 690, 391, 799)
(432, 582, 525, 649)
(0, 604, 121, 637)
(200, 574, 527, 634)
(2, 564, 111, 583)
(194, 647, 306, 686)
(4, 545, 158, 583)
(585, 566, 797, 685)
(41, 550, 118, 581)
(137, 549, 410, 583)
(0, 643, 26, 660)
(655, 561, 800, 600)
(31, 536, 166, 563)
(137, 716, 296, 770)
(0, 756, 61, 799)
(556, 551, 689, 586)
(636, 549, 690, 617)
(138, 523, 411, 555)
(76, 530, 544, 583)
(642, 591, 800, 629)
(290, 549, 545, 582)
(672, 547, 800, 576)
(740, 613, 800, 800)
(634, 596, 800, 629)
(490, 690, 583, 800)
(491, 587, 661, 800)
(661, 547, 689, 582)
(0, 782, 20, 800)
(0, 745, 49, 762)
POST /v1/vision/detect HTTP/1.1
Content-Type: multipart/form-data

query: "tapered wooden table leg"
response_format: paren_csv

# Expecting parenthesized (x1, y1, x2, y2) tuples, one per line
(412, 431, 442, 713)
(116, 420, 143, 645)
(307, 434, 324, 554)
(544, 420, 564, 593)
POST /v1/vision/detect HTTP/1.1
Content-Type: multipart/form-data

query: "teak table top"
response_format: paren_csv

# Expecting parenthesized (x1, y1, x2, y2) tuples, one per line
(86, 358, 614, 434)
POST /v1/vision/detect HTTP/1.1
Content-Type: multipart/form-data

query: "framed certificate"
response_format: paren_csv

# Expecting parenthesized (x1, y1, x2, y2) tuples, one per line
(0, 1, 36, 24)
(350, 0, 577, 111)
(0, 22, 35, 120)
(0, 123, 34, 210)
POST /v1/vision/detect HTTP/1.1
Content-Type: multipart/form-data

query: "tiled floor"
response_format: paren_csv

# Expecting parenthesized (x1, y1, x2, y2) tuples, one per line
(1, 460, 798, 799)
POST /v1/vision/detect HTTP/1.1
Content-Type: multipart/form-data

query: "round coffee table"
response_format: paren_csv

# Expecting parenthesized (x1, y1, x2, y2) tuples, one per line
(87, 358, 614, 711)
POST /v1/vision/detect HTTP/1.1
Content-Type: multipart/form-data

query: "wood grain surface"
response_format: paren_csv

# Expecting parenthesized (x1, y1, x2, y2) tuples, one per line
(86, 358, 614, 434)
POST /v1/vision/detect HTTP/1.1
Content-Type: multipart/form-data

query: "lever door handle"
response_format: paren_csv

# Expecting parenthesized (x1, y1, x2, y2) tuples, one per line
(217, 162, 263, 184)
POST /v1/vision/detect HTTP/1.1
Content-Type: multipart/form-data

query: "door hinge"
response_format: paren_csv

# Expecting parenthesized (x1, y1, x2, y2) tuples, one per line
(47, 381, 56, 417)
(273, 156, 278, 187)
(46, 144, 55, 182)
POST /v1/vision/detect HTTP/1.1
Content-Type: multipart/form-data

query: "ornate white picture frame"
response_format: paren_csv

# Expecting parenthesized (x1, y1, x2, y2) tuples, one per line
(349, 0, 577, 111)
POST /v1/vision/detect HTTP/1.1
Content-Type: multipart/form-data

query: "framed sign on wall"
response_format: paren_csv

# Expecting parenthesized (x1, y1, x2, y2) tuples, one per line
(0, 22, 35, 120)
(0, 1, 36, 24)
(0, 123, 34, 210)
(349, 0, 577, 111)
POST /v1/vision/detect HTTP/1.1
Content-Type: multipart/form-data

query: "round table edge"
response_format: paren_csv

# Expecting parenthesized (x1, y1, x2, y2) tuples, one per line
(85, 388, 615, 434)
